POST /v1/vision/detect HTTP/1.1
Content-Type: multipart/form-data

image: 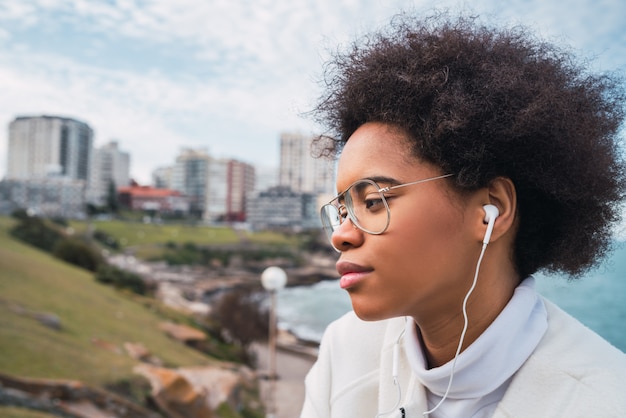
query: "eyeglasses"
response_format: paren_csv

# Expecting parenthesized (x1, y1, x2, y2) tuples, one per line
(320, 173, 454, 245)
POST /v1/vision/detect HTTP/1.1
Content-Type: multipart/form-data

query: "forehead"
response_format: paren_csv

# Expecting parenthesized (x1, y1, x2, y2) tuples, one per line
(336, 123, 419, 185)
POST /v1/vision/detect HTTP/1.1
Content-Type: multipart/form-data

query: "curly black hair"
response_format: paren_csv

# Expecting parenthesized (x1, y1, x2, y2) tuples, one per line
(312, 14, 626, 279)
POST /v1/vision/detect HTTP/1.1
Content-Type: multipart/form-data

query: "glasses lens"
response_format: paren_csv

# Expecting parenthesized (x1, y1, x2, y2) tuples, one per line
(320, 203, 341, 242)
(319, 179, 391, 245)
(345, 180, 390, 234)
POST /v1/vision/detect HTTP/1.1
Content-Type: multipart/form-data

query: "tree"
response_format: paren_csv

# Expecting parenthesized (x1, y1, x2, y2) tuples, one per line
(95, 264, 148, 295)
(106, 179, 119, 213)
(53, 238, 104, 272)
(9, 215, 64, 252)
(210, 288, 269, 364)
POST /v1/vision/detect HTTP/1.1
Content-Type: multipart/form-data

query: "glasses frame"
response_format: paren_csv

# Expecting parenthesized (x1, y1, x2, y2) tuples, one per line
(320, 173, 454, 243)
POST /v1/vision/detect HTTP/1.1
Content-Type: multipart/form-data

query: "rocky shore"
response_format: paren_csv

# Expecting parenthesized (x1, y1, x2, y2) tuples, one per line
(110, 252, 326, 417)
(108, 252, 338, 312)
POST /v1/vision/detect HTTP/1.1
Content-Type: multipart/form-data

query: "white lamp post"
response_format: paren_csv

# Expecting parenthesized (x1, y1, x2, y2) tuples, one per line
(260, 266, 287, 418)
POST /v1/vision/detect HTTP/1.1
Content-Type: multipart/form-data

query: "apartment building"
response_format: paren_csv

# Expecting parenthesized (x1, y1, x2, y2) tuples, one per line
(169, 148, 255, 222)
(0, 177, 86, 218)
(247, 132, 334, 231)
(3, 115, 94, 218)
(7, 115, 93, 181)
(226, 159, 255, 222)
(279, 132, 335, 195)
(88, 141, 131, 205)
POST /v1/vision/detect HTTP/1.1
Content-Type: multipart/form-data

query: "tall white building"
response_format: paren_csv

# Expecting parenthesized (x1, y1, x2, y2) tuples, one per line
(171, 148, 211, 218)
(206, 158, 228, 221)
(88, 141, 131, 205)
(169, 148, 256, 222)
(7, 115, 93, 181)
(279, 132, 334, 195)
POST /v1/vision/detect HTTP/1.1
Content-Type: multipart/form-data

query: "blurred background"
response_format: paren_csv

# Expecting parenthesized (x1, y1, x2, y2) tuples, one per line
(0, 1, 624, 417)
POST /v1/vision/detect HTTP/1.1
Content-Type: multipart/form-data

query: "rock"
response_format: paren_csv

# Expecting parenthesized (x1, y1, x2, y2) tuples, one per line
(134, 364, 213, 418)
(0, 372, 159, 418)
(35, 312, 62, 330)
(6, 302, 63, 331)
(91, 337, 121, 354)
(134, 363, 255, 418)
(123, 342, 149, 361)
(159, 321, 207, 343)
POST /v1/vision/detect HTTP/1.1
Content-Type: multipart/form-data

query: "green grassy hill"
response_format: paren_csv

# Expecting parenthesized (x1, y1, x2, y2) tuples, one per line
(0, 216, 229, 414)
(68, 218, 299, 248)
(69, 218, 241, 248)
(65, 218, 303, 267)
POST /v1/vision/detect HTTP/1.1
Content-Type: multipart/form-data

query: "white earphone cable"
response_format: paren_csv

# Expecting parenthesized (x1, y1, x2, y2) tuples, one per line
(375, 325, 407, 418)
(422, 241, 489, 416)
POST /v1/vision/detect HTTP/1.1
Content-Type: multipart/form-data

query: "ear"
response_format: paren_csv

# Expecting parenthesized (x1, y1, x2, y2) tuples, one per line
(474, 177, 517, 244)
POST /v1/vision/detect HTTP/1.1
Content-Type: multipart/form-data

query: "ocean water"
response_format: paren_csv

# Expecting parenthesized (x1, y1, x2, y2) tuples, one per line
(276, 242, 626, 353)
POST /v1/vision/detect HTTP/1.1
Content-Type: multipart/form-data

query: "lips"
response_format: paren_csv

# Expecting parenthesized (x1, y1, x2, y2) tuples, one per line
(336, 261, 373, 290)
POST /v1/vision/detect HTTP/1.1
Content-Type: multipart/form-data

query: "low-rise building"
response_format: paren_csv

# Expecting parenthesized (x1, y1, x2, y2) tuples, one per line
(117, 185, 189, 215)
(0, 177, 87, 219)
(247, 186, 319, 231)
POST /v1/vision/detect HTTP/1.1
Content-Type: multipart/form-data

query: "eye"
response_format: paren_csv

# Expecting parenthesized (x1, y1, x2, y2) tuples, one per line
(338, 205, 348, 220)
(349, 180, 386, 213)
(364, 195, 386, 212)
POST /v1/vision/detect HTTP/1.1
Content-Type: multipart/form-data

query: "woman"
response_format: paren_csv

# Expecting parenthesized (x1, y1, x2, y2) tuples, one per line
(300, 14, 626, 418)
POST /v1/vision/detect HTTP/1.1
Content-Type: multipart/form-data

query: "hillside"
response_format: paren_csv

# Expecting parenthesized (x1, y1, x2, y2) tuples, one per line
(0, 216, 258, 417)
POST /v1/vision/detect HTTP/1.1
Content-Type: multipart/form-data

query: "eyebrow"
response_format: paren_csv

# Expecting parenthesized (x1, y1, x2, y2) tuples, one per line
(336, 175, 400, 195)
(364, 175, 402, 187)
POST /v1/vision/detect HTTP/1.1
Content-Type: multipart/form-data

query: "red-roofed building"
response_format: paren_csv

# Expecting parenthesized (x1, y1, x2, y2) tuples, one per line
(118, 185, 189, 215)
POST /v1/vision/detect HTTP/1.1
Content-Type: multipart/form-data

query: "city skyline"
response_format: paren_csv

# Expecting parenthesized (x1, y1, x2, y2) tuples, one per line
(1, 0, 625, 184)
(2, 115, 332, 225)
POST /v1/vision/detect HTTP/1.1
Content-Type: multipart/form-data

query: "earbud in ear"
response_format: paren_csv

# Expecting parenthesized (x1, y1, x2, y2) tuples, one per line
(482, 204, 499, 245)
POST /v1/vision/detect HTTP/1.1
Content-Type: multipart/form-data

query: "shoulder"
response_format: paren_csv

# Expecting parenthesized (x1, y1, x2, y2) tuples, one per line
(498, 297, 626, 417)
(539, 298, 626, 368)
(301, 313, 404, 417)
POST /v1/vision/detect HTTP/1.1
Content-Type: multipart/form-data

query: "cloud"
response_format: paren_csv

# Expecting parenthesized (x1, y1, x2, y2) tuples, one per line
(0, 45, 303, 182)
(0, 0, 625, 184)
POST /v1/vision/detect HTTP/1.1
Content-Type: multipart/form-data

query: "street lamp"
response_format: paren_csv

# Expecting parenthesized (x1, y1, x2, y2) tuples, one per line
(260, 266, 287, 418)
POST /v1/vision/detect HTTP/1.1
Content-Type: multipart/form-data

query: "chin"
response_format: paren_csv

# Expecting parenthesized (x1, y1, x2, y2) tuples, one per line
(351, 302, 395, 322)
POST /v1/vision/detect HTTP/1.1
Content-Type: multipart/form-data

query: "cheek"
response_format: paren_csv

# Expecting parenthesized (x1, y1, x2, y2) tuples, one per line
(349, 210, 471, 320)
(394, 203, 464, 246)
(383, 205, 471, 278)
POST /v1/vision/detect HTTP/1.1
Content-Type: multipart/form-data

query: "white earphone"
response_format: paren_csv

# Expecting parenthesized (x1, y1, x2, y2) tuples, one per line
(482, 204, 499, 245)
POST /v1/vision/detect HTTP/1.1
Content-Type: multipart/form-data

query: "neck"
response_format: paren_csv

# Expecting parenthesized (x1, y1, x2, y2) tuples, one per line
(416, 246, 519, 368)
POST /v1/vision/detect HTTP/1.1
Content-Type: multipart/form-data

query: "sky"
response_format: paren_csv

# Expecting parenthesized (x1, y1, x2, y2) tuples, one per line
(0, 0, 625, 186)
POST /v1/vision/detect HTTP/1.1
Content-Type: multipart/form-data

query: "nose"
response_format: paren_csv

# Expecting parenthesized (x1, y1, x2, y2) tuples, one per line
(331, 216, 365, 251)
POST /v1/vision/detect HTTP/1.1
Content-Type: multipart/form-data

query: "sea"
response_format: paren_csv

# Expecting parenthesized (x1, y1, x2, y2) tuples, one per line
(276, 241, 626, 353)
